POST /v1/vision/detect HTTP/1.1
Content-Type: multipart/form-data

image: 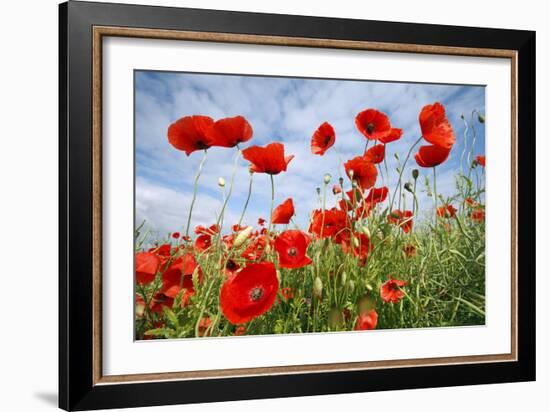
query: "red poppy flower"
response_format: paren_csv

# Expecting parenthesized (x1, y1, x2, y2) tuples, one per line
(311, 121, 336, 155)
(271, 198, 295, 224)
(365, 186, 389, 205)
(206, 115, 253, 148)
(355, 109, 392, 141)
(354, 309, 378, 330)
(332, 184, 342, 195)
(194, 224, 219, 235)
(418, 102, 456, 150)
(388, 210, 414, 233)
(195, 234, 212, 252)
(380, 276, 407, 303)
(309, 208, 348, 240)
(242, 142, 294, 175)
(471, 208, 485, 223)
(378, 128, 403, 144)
(161, 253, 202, 300)
(340, 232, 372, 264)
(344, 156, 378, 189)
(257, 217, 266, 227)
(232, 224, 248, 232)
(167, 115, 215, 155)
(148, 292, 175, 313)
(224, 259, 240, 277)
(414, 144, 451, 168)
(437, 204, 457, 218)
(197, 317, 212, 337)
(171, 232, 180, 239)
(220, 261, 279, 324)
(464, 197, 480, 208)
(403, 244, 417, 257)
(476, 155, 486, 167)
(275, 230, 312, 269)
(241, 235, 269, 261)
(135, 252, 161, 285)
(419, 102, 455, 149)
(363, 144, 385, 164)
(234, 325, 247, 336)
(280, 287, 295, 301)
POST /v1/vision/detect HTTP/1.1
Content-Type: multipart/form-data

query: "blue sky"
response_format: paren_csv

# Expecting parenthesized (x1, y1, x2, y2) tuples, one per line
(135, 70, 485, 238)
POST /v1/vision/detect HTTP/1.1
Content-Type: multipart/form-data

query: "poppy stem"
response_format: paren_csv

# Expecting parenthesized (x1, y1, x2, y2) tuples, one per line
(214, 147, 241, 243)
(185, 149, 208, 238)
(467, 110, 478, 183)
(460, 114, 469, 178)
(237, 172, 254, 228)
(433, 166, 438, 225)
(320, 180, 327, 239)
(390, 136, 422, 210)
(267, 174, 275, 246)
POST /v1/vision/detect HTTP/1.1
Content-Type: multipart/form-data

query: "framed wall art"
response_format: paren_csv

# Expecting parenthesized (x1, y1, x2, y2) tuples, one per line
(59, 1, 536, 410)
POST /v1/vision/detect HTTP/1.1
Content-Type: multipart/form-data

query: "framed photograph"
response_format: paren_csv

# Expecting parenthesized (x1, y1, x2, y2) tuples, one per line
(59, 1, 536, 410)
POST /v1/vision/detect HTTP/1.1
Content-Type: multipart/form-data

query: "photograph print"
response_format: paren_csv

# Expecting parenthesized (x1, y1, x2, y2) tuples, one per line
(133, 70, 486, 340)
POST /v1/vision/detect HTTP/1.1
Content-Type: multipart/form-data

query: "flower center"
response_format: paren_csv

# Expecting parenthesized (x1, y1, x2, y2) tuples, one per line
(324, 135, 332, 145)
(366, 123, 375, 134)
(287, 247, 298, 257)
(249, 287, 264, 301)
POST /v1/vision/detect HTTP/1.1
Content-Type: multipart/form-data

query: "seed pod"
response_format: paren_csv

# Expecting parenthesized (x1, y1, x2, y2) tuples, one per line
(323, 173, 332, 185)
(340, 271, 347, 286)
(316, 187, 321, 196)
(412, 169, 419, 180)
(359, 224, 371, 238)
(233, 226, 253, 248)
(218, 177, 226, 187)
(404, 182, 413, 193)
(338, 176, 344, 186)
(478, 113, 485, 123)
(313, 276, 323, 298)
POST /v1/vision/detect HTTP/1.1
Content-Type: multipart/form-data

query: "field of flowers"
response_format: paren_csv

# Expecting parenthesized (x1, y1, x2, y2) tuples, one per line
(134, 103, 486, 339)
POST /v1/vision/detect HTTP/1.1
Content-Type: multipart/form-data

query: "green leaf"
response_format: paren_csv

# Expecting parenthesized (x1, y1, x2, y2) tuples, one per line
(163, 307, 179, 328)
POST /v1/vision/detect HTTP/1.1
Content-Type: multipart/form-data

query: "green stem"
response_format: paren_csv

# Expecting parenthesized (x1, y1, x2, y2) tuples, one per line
(433, 166, 438, 225)
(237, 172, 254, 227)
(185, 149, 208, 238)
(390, 136, 422, 210)
(214, 147, 241, 243)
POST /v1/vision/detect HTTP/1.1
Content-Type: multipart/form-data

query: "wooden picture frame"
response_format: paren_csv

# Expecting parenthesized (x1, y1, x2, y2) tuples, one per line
(59, 1, 535, 410)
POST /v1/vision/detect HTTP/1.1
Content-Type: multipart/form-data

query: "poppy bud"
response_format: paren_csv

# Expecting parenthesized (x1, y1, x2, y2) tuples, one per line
(359, 224, 371, 238)
(218, 177, 226, 188)
(338, 177, 344, 186)
(341, 271, 347, 286)
(323, 173, 332, 185)
(233, 226, 253, 248)
(394, 153, 400, 161)
(348, 280, 355, 293)
(313, 276, 323, 298)
(404, 182, 413, 193)
(478, 113, 485, 123)
(460, 113, 465, 120)
(365, 282, 373, 291)
(412, 169, 419, 180)
(316, 187, 321, 196)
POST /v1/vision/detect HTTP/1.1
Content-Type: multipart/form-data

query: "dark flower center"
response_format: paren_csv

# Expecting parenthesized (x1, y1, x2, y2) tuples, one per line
(287, 247, 298, 257)
(249, 287, 264, 302)
(324, 135, 332, 145)
(226, 260, 237, 271)
(196, 141, 210, 150)
(366, 123, 375, 134)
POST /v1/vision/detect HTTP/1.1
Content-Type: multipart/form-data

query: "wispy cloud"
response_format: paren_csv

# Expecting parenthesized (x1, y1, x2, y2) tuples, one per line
(135, 71, 485, 235)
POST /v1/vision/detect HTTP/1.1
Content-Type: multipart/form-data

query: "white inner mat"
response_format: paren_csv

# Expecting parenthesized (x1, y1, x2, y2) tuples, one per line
(102, 36, 512, 376)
